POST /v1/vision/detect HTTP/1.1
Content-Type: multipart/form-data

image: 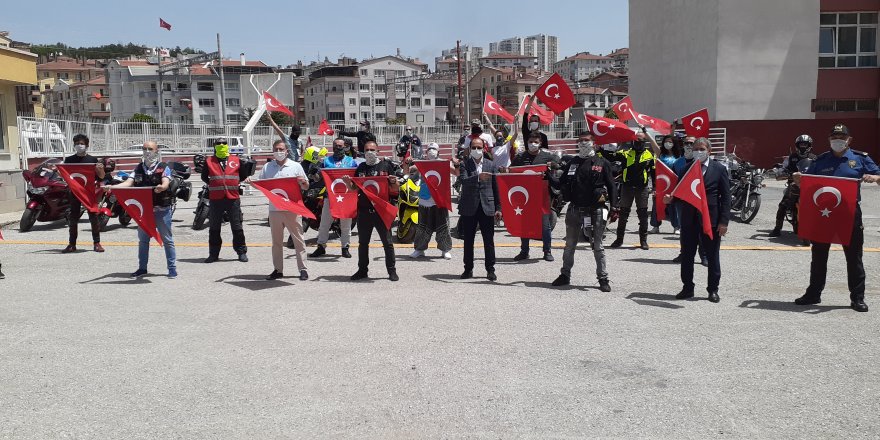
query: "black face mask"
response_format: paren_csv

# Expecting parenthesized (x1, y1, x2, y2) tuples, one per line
(633, 141, 645, 150)
(333, 147, 345, 158)
(471, 127, 482, 135)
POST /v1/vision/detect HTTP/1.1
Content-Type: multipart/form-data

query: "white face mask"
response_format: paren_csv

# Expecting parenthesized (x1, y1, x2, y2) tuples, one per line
(528, 142, 540, 152)
(577, 142, 595, 158)
(426, 149, 438, 159)
(529, 122, 539, 131)
(143, 150, 160, 166)
(692, 150, 709, 163)
(364, 150, 379, 165)
(830, 139, 848, 153)
(274, 151, 287, 162)
(470, 148, 483, 160)
(75, 144, 87, 154)
(684, 147, 694, 160)
(663, 142, 673, 150)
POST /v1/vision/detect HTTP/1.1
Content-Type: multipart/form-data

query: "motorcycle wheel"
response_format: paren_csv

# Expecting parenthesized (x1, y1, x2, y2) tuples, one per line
(739, 193, 761, 223)
(119, 212, 132, 226)
(97, 212, 111, 232)
(396, 220, 417, 244)
(19, 207, 39, 232)
(192, 203, 209, 230)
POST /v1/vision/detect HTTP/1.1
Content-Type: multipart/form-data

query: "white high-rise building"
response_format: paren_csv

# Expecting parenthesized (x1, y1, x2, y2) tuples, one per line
(488, 34, 559, 72)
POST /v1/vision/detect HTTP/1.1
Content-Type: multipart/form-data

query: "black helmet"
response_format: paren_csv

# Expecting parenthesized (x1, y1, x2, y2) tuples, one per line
(795, 134, 812, 156)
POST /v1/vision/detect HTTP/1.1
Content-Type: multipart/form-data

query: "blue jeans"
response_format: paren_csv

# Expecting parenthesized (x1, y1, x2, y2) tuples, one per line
(520, 213, 553, 253)
(138, 207, 176, 272)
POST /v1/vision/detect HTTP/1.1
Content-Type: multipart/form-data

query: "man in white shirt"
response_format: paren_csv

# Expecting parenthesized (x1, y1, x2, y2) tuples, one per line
(483, 113, 520, 169)
(462, 119, 495, 150)
(257, 140, 310, 281)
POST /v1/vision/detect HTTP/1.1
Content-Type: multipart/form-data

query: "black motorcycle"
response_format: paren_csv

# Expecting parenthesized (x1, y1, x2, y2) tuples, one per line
(780, 157, 814, 233)
(726, 154, 764, 223)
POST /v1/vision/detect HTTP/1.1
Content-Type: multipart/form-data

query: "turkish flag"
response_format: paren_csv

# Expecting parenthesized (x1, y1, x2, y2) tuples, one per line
(654, 161, 678, 222)
(159, 18, 172, 31)
(92, 92, 102, 100)
(496, 173, 544, 239)
(263, 91, 294, 117)
(670, 161, 713, 239)
(414, 160, 451, 211)
(517, 95, 554, 125)
(682, 108, 710, 138)
(318, 119, 335, 136)
(321, 168, 357, 219)
(535, 73, 575, 114)
(56, 163, 99, 213)
(112, 187, 162, 245)
(352, 177, 397, 230)
(585, 113, 637, 145)
(250, 177, 316, 220)
(508, 165, 550, 215)
(483, 93, 514, 123)
(632, 111, 673, 135)
(612, 96, 635, 122)
(797, 175, 860, 245)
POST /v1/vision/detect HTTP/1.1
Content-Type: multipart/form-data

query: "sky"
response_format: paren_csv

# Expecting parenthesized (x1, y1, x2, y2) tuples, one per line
(3, 0, 628, 67)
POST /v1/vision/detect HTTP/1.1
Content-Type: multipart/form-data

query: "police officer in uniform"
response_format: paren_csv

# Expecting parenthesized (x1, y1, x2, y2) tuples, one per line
(202, 138, 249, 263)
(551, 132, 618, 291)
(610, 131, 655, 250)
(793, 124, 880, 312)
(769, 134, 817, 239)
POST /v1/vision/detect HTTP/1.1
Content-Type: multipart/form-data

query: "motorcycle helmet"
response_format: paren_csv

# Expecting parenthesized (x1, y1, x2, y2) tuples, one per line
(302, 146, 324, 164)
(794, 134, 812, 156)
(102, 158, 117, 173)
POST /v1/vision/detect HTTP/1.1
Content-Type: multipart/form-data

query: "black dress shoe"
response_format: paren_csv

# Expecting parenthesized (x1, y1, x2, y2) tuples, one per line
(486, 271, 497, 281)
(639, 239, 649, 250)
(768, 228, 781, 237)
(204, 256, 219, 263)
(700, 257, 709, 267)
(675, 290, 695, 300)
(851, 301, 869, 312)
(599, 279, 611, 292)
(543, 251, 554, 262)
(388, 269, 399, 282)
(513, 252, 529, 261)
(341, 246, 352, 258)
(708, 291, 720, 303)
(350, 269, 368, 281)
(238, 253, 249, 263)
(794, 294, 821, 306)
(460, 270, 473, 279)
(551, 274, 570, 286)
(309, 246, 326, 258)
(266, 270, 283, 280)
(672, 254, 682, 263)
(299, 270, 309, 281)
(609, 237, 624, 248)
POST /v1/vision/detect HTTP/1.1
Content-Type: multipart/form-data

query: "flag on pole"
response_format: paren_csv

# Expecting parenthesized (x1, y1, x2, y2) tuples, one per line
(534, 73, 575, 113)
(585, 113, 637, 144)
(263, 91, 294, 117)
(159, 18, 172, 31)
(483, 92, 514, 123)
(611, 96, 635, 122)
(112, 187, 163, 245)
(318, 119, 335, 136)
(682, 108, 711, 138)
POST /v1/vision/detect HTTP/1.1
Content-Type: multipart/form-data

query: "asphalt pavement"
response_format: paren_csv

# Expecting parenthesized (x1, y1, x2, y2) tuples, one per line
(1, 179, 879, 438)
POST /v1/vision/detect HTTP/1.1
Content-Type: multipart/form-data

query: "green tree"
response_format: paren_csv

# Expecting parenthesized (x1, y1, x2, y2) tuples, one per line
(603, 109, 619, 120)
(260, 111, 294, 127)
(129, 113, 157, 123)
(385, 116, 406, 125)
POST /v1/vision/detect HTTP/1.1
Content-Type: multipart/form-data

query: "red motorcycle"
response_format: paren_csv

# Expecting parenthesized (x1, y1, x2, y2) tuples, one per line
(20, 158, 82, 232)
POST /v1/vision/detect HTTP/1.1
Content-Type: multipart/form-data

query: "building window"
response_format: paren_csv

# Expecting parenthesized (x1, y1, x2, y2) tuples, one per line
(375, 98, 386, 106)
(411, 85, 420, 93)
(820, 12, 878, 68)
(360, 97, 371, 106)
(200, 114, 217, 124)
(197, 82, 214, 91)
(436, 98, 448, 107)
(411, 98, 421, 107)
(224, 82, 239, 91)
(198, 98, 215, 107)
(164, 99, 173, 108)
(396, 99, 406, 107)
(525, 86, 531, 92)
(362, 112, 371, 120)
(812, 98, 878, 112)
(347, 82, 356, 91)
(396, 70, 406, 77)
(163, 83, 172, 91)
(360, 69, 368, 76)
(349, 98, 356, 106)
(374, 84, 387, 92)
(328, 112, 345, 121)
(177, 83, 188, 90)
(150, 83, 157, 91)
(360, 83, 371, 92)
(225, 98, 240, 107)
(0, 99, 5, 151)
(349, 113, 357, 119)
(424, 98, 431, 106)
(395, 84, 405, 92)
(375, 113, 386, 120)
(374, 70, 386, 78)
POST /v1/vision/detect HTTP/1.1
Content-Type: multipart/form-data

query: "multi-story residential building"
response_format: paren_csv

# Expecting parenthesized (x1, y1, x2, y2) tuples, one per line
(0, 31, 38, 212)
(608, 47, 630, 69)
(489, 37, 524, 56)
(479, 53, 538, 70)
(436, 45, 483, 78)
(489, 34, 559, 72)
(464, 66, 553, 124)
(586, 71, 629, 92)
(569, 86, 628, 121)
(630, 0, 879, 164)
(304, 55, 450, 127)
(44, 76, 110, 121)
(35, 56, 103, 117)
(553, 52, 614, 83)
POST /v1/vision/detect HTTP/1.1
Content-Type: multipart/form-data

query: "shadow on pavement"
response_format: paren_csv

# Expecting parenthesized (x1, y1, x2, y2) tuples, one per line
(216, 274, 292, 291)
(422, 273, 495, 286)
(749, 229, 810, 246)
(623, 257, 678, 265)
(626, 292, 685, 309)
(80, 272, 153, 285)
(739, 299, 851, 314)
(313, 274, 375, 283)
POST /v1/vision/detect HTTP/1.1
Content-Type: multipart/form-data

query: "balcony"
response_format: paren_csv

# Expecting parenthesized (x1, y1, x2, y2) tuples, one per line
(139, 90, 158, 98)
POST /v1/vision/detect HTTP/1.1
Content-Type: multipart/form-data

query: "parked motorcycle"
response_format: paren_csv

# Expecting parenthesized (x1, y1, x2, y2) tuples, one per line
(97, 169, 132, 231)
(191, 154, 252, 230)
(725, 153, 764, 223)
(781, 157, 814, 233)
(396, 174, 420, 243)
(20, 158, 80, 232)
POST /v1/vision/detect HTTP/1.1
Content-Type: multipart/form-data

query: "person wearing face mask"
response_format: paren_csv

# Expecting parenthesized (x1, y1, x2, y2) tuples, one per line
(453, 137, 502, 281)
(462, 119, 496, 150)
(201, 138, 249, 263)
(522, 98, 549, 150)
(551, 132, 618, 290)
(397, 126, 423, 162)
(411, 143, 458, 260)
(609, 130, 656, 250)
(345, 141, 402, 281)
(343, 137, 355, 158)
(310, 138, 358, 258)
(791, 124, 880, 312)
(482, 112, 521, 169)
(663, 137, 730, 303)
(508, 132, 560, 262)
(339, 120, 377, 157)
(255, 140, 310, 281)
(649, 134, 682, 234)
(267, 113, 302, 162)
(769, 134, 817, 239)
(62, 134, 106, 253)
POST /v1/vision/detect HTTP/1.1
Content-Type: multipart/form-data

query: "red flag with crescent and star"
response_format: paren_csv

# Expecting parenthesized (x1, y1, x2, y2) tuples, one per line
(352, 176, 397, 230)
(321, 168, 358, 219)
(263, 91, 294, 117)
(654, 160, 679, 222)
(611, 96, 635, 122)
(797, 174, 860, 245)
(670, 161, 713, 239)
(56, 163, 99, 213)
(318, 119, 335, 136)
(632, 111, 673, 135)
(413, 160, 451, 211)
(517, 95, 554, 125)
(534, 73, 575, 114)
(111, 187, 162, 245)
(250, 177, 316, 219)
(682, 108, 710, 138)
(496, 173, 544, 239)
(585, 113, 637, 145)
(159, 18, 172, 30)
(483, 93, 514, 123)
(508, 165, 551, 215)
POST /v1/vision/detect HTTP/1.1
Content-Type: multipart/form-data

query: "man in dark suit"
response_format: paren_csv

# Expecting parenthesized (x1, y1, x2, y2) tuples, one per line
(453, 137, 502, 281)
(665, 137, 731, 303)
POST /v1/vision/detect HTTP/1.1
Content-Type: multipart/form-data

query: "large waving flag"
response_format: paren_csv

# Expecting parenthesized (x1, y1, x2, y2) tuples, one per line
(321, 168, 358, 219)
(263, 91, 294, 117)
(670, 161, 713, 239)
(413, 160, 452, 211)
(56, 163, 99, 213)
(534, 73, 575, 113)
(585, 113, 637, 145)
(682, 108, 710, 138)
(112, 187, 162, 245)
(352, 176, 397, 229)
(250, 177, 315, 219)
(483, 93, 514, 123)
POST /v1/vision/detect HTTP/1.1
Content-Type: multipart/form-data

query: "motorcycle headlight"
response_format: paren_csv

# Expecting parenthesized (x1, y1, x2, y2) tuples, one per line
(754, 174, 764, 185)
(28, 186, 47, 195)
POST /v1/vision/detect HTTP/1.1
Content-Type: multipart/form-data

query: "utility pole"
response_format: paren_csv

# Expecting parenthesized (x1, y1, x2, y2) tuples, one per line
(456, 41, 464, 126)
(217, 33, 227, 125)
(158, 47, 164, 122)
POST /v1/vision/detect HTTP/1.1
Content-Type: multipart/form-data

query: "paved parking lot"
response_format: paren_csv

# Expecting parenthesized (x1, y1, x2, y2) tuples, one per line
(1, 179, 879, 438)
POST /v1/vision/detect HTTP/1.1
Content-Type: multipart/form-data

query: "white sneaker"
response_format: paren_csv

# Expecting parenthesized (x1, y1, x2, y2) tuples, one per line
(649, 226, 660, 234)
(673, 228, 680, 235)
(409, 250, 425, 258)
(442, 252, 452, 260)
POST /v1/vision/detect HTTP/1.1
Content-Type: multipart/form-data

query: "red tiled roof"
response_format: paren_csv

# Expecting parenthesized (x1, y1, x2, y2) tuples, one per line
(609, 48, 629, 56)
(37, 59, 101, 71)
(118, 60, 152, 67)
(559, 52, 612, 62)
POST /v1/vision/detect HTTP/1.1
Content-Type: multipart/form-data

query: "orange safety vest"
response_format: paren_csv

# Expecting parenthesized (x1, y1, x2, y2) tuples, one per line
(206, 156, 241, 200)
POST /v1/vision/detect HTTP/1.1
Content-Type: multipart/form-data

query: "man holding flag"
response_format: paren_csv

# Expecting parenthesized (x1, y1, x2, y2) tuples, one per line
(311, 138, 358, 259)
(792, 124, 880, 312)
(103, 141, 176, 278)
(664, 137, 730, 303)
(61, 134, 106, 253)
(253, 140, 310, 281)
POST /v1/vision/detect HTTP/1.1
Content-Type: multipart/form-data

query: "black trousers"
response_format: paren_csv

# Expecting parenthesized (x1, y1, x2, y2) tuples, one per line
(357, 209, 395, 272)
(68, 195, 100, 244)
(806, 208, 865, 301)
(208, 198, 247, 257)
(461, 209, 496, 272)
(680, 224, 722, 293)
